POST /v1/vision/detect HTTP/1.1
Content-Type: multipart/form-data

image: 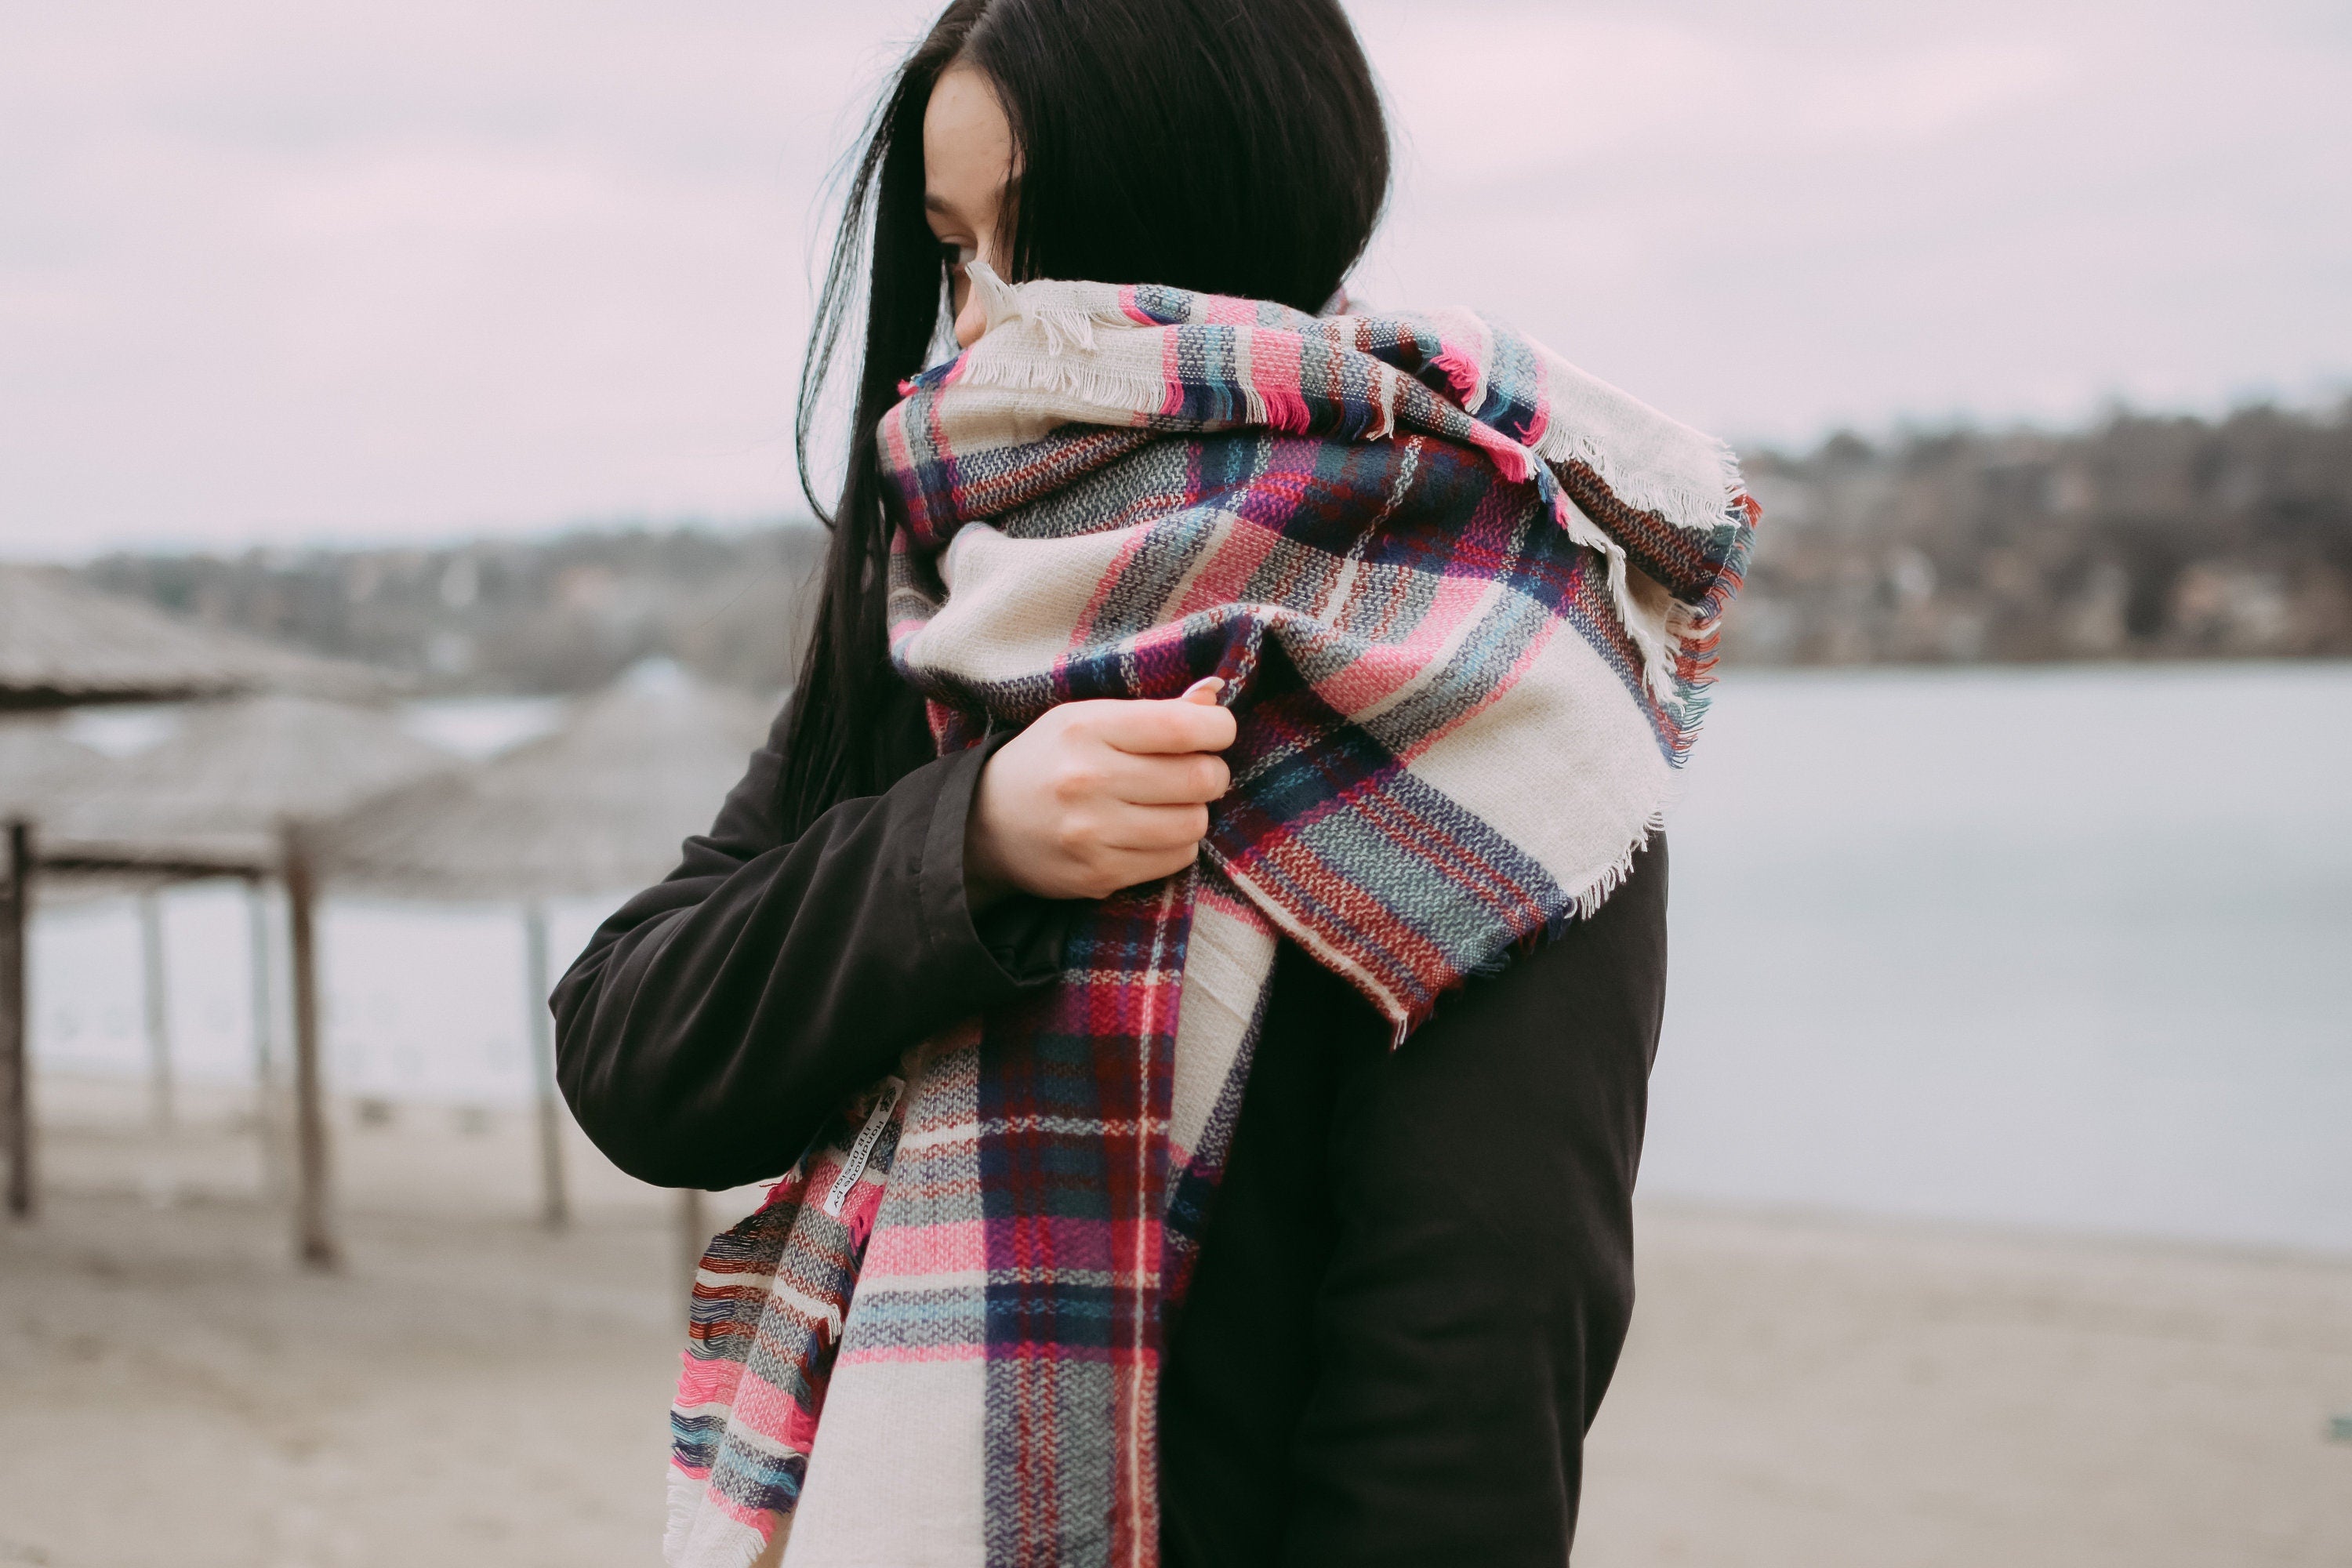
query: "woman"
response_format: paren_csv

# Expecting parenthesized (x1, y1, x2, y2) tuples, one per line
(554, 2, 1755, 1565)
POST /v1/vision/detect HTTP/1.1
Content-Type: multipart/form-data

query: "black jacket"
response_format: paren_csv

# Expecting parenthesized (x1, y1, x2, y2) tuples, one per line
(554, 690, 1668, 1566)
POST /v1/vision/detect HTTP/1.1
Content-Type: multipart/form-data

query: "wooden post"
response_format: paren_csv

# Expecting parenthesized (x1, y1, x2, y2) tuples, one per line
(281, 821, 339, 1270)
(678, 1187, 708, 1302)
(245, 875, 285, 1200)
(522, 902, 569, 1231)
(137, 887, 174, 1130)
(2, 820, 33, 1221)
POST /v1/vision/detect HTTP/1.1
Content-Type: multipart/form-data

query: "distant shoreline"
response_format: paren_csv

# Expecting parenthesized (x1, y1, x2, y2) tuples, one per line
(27, 399, 2350, 695)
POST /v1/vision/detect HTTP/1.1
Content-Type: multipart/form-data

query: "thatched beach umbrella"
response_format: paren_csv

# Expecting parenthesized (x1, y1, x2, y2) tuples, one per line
(24, 696, 459, 1262)
(0, 567, 397, 1240)
(39, 695, 454, 876)
(323, 662, 775, 1237)
(0, 565, 387, 712)
(0, 691, 103, 1218)
(324, 662, 775, 899)
(0, 717, 106, 815)
(2, 718, 108, 1217)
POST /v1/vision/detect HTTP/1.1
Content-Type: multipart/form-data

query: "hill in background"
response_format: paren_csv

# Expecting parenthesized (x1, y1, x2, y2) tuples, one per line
(80, 524, 826, 695)
(1729, 402, 2352, 665)
(72, 402, 2352, 695)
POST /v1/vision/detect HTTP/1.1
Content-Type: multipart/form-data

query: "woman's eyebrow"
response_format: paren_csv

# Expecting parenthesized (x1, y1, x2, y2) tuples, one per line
(924, 193, 955, 217)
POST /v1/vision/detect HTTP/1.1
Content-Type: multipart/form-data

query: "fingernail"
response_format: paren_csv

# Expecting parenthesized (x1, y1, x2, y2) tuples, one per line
(1184, 677, 1225, 698)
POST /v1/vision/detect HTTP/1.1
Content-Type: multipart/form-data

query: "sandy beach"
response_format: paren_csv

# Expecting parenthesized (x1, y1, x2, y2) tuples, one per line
(2, 1079, 2347, 1568)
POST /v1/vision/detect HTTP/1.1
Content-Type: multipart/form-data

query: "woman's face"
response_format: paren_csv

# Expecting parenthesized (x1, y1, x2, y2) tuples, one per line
(923, 64, 1016, 350)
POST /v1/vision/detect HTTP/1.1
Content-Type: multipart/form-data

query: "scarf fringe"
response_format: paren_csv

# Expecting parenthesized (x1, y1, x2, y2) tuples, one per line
(971, 261, 1131, 356)
(948, 348, 1174, 422)
(664, 1466, 702, 1563)
(1530, 416, 1748, 546)
(1547, 498, 1673, 703)
(666, 1465, 775, 1567)
(965, 261, 1728, 708)
(1523, 390, 1750, 712)
(1570, 806, 1671, 924)
(975, 260, 1748, 540)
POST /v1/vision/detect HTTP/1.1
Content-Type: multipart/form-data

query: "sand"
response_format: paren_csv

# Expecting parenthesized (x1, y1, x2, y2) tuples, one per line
(2, 1077, 2348, 1567)
(1578, 1204, 2352, 1566)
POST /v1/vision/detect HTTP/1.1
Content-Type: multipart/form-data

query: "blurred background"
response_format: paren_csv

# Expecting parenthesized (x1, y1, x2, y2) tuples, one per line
(2, 2, 2348, 1566)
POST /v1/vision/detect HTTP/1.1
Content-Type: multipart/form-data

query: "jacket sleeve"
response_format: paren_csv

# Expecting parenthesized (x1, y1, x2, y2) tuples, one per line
(552, 704, 1065, 1190)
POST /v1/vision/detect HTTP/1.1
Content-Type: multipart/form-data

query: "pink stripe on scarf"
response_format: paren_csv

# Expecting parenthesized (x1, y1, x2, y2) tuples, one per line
(1243, 330, 1311, 433)
(858, 1217, 986, 1278)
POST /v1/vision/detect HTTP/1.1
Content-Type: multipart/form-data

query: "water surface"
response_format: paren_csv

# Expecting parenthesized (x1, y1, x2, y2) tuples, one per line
(1644, 662, 2352, 1252)
(27, 664, 2351, 1251)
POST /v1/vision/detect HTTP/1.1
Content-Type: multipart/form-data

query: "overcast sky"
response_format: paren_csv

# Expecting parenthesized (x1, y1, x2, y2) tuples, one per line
(4, 0, 2347, 560)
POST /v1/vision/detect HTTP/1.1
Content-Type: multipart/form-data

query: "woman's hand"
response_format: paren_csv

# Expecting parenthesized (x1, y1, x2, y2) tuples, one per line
(967, 677, 1236, 906)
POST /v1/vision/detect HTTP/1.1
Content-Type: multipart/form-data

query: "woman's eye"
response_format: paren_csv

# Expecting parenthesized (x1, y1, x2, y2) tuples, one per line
(941, 241, 977, 270)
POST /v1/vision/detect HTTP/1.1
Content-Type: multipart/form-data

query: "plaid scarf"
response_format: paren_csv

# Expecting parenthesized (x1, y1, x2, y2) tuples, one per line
(665, 264, 1757, 1568)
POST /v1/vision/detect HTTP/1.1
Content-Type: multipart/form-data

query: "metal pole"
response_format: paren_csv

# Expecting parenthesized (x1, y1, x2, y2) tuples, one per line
(3, 820, 34, 1220)
(281, 821, 339, 1271)
(137, 887, 174, 1131)
(246, 875, 285, 1200)
(522, 901, 569, 1232)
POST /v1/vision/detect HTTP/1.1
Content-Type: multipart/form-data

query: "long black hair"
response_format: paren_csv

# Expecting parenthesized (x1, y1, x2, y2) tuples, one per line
(779, 0, 1389, 836)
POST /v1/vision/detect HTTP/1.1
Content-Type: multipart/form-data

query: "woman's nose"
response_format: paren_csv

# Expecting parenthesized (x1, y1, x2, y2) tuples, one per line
(953, 287, 988, 349)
